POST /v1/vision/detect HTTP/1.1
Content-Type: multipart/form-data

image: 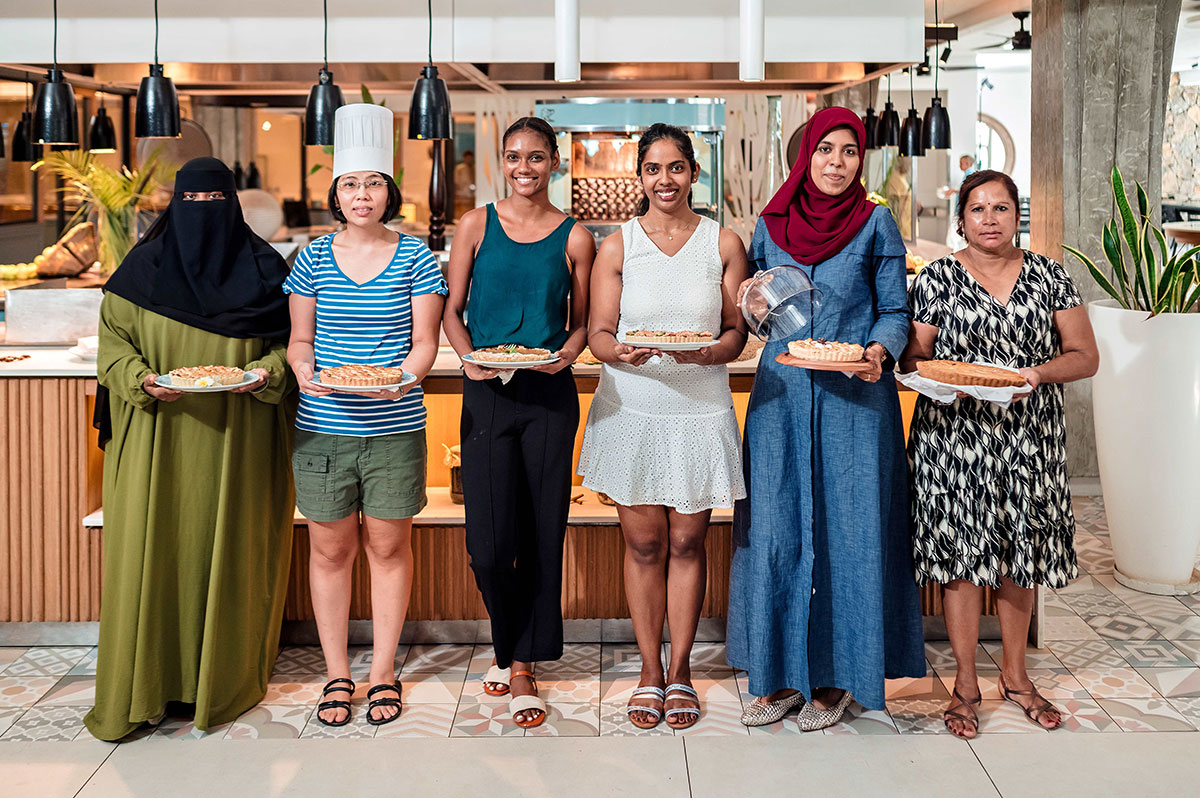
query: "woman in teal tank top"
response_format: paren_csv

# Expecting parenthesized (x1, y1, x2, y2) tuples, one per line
(443, 117, 595, 729)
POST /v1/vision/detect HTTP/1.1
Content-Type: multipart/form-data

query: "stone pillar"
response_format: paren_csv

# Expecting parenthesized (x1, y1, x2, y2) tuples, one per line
(1031, 0, 1182, 478)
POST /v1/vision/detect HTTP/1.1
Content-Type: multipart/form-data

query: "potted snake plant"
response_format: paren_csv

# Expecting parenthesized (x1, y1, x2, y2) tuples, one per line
(1063, 166, 1200, 594)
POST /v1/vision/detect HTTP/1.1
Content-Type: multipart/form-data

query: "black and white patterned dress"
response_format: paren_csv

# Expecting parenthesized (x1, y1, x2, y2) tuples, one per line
(907, 251, 1082, 589)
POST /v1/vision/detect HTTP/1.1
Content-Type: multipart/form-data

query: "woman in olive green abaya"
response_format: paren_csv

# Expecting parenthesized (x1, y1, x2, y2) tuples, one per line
(85, 158, 295, 740)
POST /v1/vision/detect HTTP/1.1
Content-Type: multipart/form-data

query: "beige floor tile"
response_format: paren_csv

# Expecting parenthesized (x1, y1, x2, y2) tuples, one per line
(1096, 697, 1196, 732)
(0, 648, 29, 675)
(396, 672, 464, 704)
(371, 703, 456, 739)
(1071, 667, 1159, 698)
(77, 738, 690, 798)
(686, 735, 998, 797)
(223, 705, 311, 740)
(0, 740, 117, 798)
(0, 677, 60, 708)
(971, 732, 1200, 796)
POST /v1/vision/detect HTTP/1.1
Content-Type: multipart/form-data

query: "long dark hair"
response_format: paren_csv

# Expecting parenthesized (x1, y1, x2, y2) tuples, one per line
(956, 169, 1019, 237)
(502, 116, 558, 155)
(635, 123, 698, 216)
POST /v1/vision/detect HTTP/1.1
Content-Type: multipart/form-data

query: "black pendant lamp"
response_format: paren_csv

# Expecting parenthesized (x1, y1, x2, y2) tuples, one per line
(900, 68, 925, 157)
(862, 106, 878, 150)
(408, 0, 451, 141)
(32, 0, 79, 146)
(304, 0, 344, 146)
(922, 0, 952, 150)
(135, 0, 181, 138)
(876, 73, 901, 148)
(10, 82, 35, 162)
(88, 93, 117, 153)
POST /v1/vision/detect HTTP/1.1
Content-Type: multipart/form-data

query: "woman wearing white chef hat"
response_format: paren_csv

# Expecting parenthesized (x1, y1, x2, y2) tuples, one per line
(284, 103, 447, 727)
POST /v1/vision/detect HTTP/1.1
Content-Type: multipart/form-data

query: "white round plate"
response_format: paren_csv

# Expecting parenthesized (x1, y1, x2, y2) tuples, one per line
(314, 371, 418, 392)
(462, 354, 560, 369)
(618, 337, 712, 351)
(155, 372, 261, 393)
(67, 346, 97, 362)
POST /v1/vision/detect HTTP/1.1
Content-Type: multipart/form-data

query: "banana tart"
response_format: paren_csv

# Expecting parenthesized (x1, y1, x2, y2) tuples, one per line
(786, 338, 865, 362)
(318, 364, 408, 387)
(916, 360, 1027, 388)
(168, 365, 245, 387)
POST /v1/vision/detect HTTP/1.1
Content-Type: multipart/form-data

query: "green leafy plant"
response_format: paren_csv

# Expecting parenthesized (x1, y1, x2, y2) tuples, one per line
(34, 149, 168, 275)
(1063, 166, 1200, 315)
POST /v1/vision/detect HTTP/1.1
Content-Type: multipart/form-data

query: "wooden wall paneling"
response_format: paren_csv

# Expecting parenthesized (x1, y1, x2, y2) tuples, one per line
(0, 378, 101, 622)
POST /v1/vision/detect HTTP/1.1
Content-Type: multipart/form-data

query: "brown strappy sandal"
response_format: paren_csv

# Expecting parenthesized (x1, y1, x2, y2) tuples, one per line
(943, 688, 981, 738)
(998, 674, 1062, 730)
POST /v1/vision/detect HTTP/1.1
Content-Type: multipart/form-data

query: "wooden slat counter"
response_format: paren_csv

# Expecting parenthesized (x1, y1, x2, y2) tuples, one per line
(3, 345, 1016, 639)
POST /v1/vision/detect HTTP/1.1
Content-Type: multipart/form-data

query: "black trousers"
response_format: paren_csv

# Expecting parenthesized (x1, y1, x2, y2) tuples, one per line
(461, 368, 579, 668)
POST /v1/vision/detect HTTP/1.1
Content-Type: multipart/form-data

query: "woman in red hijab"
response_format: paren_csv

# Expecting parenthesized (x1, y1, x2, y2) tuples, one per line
(726, 107, 926, 731)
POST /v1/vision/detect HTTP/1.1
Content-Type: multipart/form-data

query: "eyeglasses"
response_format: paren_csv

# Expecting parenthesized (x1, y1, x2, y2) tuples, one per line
(336, 178, 388, 192)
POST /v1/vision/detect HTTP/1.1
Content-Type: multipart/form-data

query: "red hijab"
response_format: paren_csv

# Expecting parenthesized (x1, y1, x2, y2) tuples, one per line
(760, 106, 876, 265)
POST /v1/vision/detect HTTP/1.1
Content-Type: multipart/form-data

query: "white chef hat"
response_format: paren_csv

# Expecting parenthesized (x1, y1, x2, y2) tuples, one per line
(333, 104, 394, 179)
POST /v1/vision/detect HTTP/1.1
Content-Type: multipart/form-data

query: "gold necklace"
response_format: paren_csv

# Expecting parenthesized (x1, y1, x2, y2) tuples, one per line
(659, 217, 697, 241)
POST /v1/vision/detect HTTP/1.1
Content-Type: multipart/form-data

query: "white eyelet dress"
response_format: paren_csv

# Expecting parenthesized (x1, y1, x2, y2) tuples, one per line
(578, 216, 746, 514)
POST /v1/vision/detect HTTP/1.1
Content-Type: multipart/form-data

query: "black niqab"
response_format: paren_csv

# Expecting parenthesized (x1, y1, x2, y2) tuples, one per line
(104, 157, 291, 343)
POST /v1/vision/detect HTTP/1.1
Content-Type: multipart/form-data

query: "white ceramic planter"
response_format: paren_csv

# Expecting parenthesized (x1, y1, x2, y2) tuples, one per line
(1089, 300, 1200, 594)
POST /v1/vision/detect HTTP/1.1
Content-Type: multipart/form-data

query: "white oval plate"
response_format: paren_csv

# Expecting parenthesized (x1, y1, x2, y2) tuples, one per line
(618, 337, 712, 351)
(313, 371, 418, 392)
(155, 372, 261, 393)
(462, 354, 560, 369)
(67, 346, 97, 362)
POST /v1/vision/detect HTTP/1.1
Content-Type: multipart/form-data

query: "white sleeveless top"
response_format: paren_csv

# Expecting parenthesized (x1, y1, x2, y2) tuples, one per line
(577, 215, 746, 513)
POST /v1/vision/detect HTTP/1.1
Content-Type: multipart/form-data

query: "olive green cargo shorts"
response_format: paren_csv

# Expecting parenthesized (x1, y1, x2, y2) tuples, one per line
(292, 428, 428, 522)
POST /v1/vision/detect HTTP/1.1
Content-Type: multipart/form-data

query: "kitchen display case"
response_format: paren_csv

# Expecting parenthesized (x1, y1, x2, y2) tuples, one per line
(535, 98, 725, 238)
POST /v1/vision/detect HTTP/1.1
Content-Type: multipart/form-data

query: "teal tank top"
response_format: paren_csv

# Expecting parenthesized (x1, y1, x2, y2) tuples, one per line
(466, 203, 576, 351)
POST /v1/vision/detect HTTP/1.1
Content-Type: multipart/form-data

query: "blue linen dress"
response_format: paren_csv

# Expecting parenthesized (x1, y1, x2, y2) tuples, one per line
(726, 207, 926, 710)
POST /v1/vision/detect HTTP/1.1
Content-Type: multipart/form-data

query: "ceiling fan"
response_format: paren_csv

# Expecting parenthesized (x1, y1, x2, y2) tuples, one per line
(974, 10, 1031, 51)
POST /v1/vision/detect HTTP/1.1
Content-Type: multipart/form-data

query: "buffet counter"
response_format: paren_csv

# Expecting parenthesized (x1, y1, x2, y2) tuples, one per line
(0, 343, 1019, 646)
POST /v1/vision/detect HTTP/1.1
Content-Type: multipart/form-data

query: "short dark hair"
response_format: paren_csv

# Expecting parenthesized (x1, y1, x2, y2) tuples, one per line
(502, 117, 558, 154)
(328, 173, 403, 224)
(956, 169, 1019, 237)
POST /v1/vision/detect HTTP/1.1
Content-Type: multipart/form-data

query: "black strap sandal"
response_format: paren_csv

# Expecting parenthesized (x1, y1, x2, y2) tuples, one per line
(317, 677, 356, 727)
(366, 682, 403, 726)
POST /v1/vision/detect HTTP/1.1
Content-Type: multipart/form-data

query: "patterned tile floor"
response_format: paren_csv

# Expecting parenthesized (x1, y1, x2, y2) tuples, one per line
(6, 497, 1200, 797)
(4, 499, 1200, 744)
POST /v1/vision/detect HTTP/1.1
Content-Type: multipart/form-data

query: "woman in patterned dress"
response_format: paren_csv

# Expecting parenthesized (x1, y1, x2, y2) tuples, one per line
(901, 170, 1098, 738)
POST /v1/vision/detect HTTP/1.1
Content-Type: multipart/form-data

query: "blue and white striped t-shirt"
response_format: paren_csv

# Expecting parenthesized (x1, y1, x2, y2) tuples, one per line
(283, 232, 447, 437)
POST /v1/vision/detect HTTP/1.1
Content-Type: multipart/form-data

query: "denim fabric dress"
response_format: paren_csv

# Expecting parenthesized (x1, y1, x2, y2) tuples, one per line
(726, 207, 926, 710)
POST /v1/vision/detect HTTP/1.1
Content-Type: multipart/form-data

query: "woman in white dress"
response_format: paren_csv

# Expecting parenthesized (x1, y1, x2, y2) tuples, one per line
(579, 123, 748, 730)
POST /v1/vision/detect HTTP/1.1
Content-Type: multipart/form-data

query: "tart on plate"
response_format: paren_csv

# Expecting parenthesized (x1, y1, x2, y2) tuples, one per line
(318, 364, 408, 387)
(622, 329, 714, 345)
(168, 365, 245, 387)
(470, 345, 555, 363)
(916, 360, 1027, 388)
(786, 338, 864, 362)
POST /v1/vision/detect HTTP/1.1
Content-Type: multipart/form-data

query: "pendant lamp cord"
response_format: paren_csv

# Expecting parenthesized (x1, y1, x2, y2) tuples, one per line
(52, 0, 58, 68)
(910, 64, 915, 109)
(886, 72, 892, 103)
(153, 0, 160, 66)
(322, 0, 329, 71)
(427, 0, 434, 66)
(933, 0, 940, 97)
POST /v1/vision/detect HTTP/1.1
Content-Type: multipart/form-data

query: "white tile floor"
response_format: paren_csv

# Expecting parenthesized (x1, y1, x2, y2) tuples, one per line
(5, 496, 1200, 797)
